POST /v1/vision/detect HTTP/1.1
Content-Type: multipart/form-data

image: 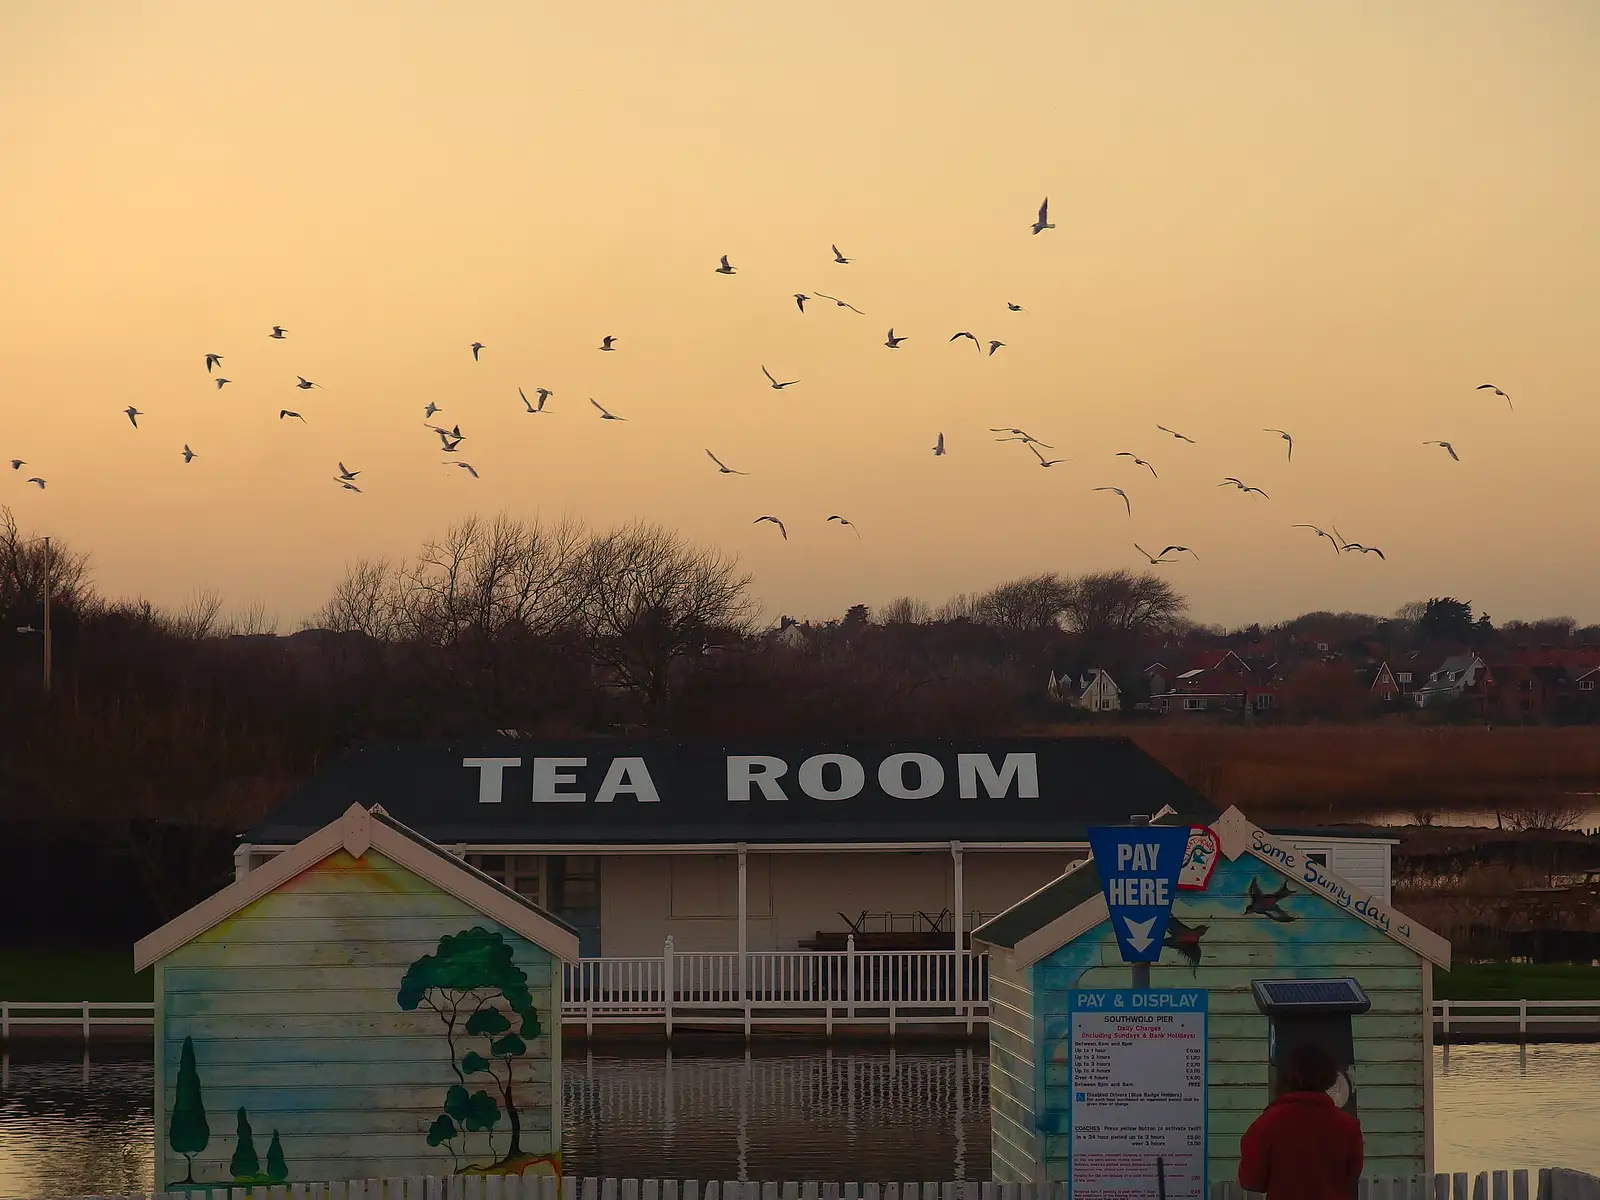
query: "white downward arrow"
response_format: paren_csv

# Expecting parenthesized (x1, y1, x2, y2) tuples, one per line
(1124, 916, 1156, 952)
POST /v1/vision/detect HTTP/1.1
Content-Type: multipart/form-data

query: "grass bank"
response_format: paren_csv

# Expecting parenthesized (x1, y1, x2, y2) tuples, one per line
(1434, 962, 1600, 1002)
(0, 946, 151, 1002)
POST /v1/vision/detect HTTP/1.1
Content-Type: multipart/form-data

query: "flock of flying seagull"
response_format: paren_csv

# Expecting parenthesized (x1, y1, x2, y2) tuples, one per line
(7, 195, 1514, 568)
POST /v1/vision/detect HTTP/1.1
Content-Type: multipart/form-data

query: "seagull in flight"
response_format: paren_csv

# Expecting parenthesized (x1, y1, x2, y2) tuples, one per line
(599, 335, 618, 351)
(204, 353, 223, 373)
(831, 244, 850, 264)
(794, 293, 808, 312)
(9, 459, 22, 470)
(269, 326, 287, 339)
(884, 329, 907, 349)
(1135, 543, 1199, 564)
(1030, 197, 1055, 235)
(470, 342, 484, 361)
(27, 477, 45, 488)
(337, 462, 359, 481)
(424, 402, 441, 418)
(1292, 524, 1343, 554)
(1264, 428, 1294, 461)
(1006, 302, 1025, 312)
(753, 515, 787, 540)
(715, 254, 736, 275)
(441, 436, 463, 453)
(124, 406, 143, 428)
(1095, 485, 1131, 516)
(1219, 477, 1269, 497)
(279, 409, 305, 422)
(987, 340, 1005, 356)
(705, 449, 747, 475)
(295, 376, 321, 390)
(950, 331, 981, 352)
(1476, 383, 1512, 411)
(1157, 424, 1195, 443)
(990, 428, 1052, 447)
(1028, 444, 1068, 468)
(1343, 542, 1386, 560)
(450, 462, 480, 478)
(214, 377, 230, 390)
(933, 432, 946, 457)
(827, 515, 860, 537)
(1116, 452, 1157, 478)
(338, 479, 361, 493)
(762, 366, 799, 390)
(1424, 440, 1460, 461)
(590, 398, 626, 421)
(519, 387, 549, 413)
(182, 444, 196, 464)
(812, 291, 865, 314)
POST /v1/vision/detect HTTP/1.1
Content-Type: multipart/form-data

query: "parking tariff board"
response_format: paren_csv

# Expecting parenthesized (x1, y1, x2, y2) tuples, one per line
(1068, 989, 1208, 1200)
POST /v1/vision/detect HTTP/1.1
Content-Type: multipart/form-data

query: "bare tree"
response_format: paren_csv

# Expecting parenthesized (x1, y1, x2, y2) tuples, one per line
(578, 521, 755, 710)
(310, 557, 403, 637)
(1060, 569, 1189, 643)
(971, 572, 1071, 631)
(877, 595, 933, 625)
(168, 585, 226, 640)
(933, 592, 982, 622)
(0, 506, 95, 620)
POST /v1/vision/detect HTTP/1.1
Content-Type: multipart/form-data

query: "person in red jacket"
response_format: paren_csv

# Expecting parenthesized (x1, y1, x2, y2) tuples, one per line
(1238, 1042, 1365, 1200)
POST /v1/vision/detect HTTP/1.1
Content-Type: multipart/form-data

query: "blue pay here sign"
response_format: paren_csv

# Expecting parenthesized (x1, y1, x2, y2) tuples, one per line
(1086, 824, 1191, 963)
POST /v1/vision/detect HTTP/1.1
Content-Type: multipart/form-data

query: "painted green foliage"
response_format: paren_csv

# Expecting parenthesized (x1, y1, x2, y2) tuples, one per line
(398, 926, 544, 1172)
(169, 1036, 210, 1183)
(230, 1108, 260, 1179)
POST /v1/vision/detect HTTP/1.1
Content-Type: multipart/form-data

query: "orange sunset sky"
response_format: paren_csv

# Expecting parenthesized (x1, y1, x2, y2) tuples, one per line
(2, 2, 1597, 629)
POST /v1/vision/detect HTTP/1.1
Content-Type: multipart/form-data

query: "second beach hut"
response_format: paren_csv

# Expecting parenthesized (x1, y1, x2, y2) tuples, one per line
(972, 804, 1449, 1191)
(135, 803, 579, 1191)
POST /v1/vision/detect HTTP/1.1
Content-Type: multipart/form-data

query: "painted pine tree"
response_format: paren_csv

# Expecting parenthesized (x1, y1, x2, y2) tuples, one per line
(266, 1130, 288, 1183)
(168, 1037, 210, 1184)
(230, 1108, 260, 1180)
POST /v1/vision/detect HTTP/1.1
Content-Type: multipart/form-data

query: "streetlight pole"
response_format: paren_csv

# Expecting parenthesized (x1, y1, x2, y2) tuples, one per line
(41, 535, 51, 691)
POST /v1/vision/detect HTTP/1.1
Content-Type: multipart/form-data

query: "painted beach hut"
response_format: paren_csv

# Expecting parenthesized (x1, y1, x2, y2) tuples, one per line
(135, 803, 579, 1191)
(972, 804, 1449, 1190)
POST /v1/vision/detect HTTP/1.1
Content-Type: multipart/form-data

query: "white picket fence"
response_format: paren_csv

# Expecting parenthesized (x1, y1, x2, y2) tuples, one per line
(57, 1171, 1600, 1200)
(1435, 999, 1600, 1037)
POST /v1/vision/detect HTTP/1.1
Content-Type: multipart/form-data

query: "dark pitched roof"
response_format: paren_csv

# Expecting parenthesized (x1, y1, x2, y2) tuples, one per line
(248, 738, 1219, 847)
(971, 858, 1101, 949)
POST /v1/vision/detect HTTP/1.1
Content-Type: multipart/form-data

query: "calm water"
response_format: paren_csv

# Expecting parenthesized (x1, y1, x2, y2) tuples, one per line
(2, 1044, 1597, 1199)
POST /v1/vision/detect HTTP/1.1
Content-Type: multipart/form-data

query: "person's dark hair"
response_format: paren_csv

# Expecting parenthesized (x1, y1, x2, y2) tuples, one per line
(1279, 1042, 1339, 1093)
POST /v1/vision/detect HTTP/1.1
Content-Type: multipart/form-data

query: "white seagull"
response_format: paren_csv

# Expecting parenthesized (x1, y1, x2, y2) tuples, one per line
(813, 291, 865, 314)
(1424, 440, 1460, 461)
(204, 353, 223, 373)
(1116, 452, 1157, 478)
(762, 366, 799, 390)
(214, 377, 230, 390)
(991, 428, 1052, 447)
(1219, 477, 1269, 497)
(885, 329, 907, 349)
(1135, 544, 1199, 564)
(1342, 542, 1386, 560)
(933, 432, 946, 457)
(182, 444, 196, 463)
(470, 342, 484, 361)
(279, 409, 304, 422)
(519, 387, 548, 413)
(295, 376, 321, 390)
(590, 398, 626, 421)
(9, 459, 22, 470)
(338, 479, 361, 493)
(337, 462, 359, 481)
(705, 449, 747, 475)
(424, 402, 441, 418)
(831, 244, 850, 264)
(1157, 424, 1195, 443)
(987, 340, 1005, 356)
(950, 331, 981, 352)
(753, 515, 787, 540)
(1476, 383, 1513, 411)
(1029, 444, 1068, 468)
(1292, 525, 1343, 554)
(599, 335, 618, 351)
(269, 326, 287, 339)
(794, 293, 808, 312)
(827, 515, 860, 537)
(715, 255, 736, 275)
(1095, 485, 1132, 516)
(1006, 302, 1025, 312)
(1265, 428, 1294, 461)
(450, 462, 480, 478)
(27, 477, 45, 488)
(1031, 197, 1055, 235)
(124, 406, 143, 428)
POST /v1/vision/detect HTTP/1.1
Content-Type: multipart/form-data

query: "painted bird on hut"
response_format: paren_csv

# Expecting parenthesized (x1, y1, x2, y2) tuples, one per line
(1245, 878, 1298, 923)
(1163, 916, 1208, 973)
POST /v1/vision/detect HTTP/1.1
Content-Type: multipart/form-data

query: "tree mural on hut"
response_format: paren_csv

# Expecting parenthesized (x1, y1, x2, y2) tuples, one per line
(398, 926, 547, 1173)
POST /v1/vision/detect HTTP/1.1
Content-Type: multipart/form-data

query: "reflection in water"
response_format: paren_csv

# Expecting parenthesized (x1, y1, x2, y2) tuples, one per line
(1434, 1044, 1600, 1175)
(2, 1044, 1598, 1197)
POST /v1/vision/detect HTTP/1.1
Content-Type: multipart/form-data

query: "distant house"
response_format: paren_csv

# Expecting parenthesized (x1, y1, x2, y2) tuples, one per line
(1149, 650, 1278, 716)
(1487, 661, 1575, 720)
(1364, 661, 1401, 704)
(774, 616, 808, 649)
(1412, 654, 1491, 710)
(1072, 669, 1122, 713)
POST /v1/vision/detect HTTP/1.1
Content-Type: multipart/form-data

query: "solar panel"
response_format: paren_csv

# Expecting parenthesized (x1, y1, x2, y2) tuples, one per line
(1251, 977, 1372, 1015)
